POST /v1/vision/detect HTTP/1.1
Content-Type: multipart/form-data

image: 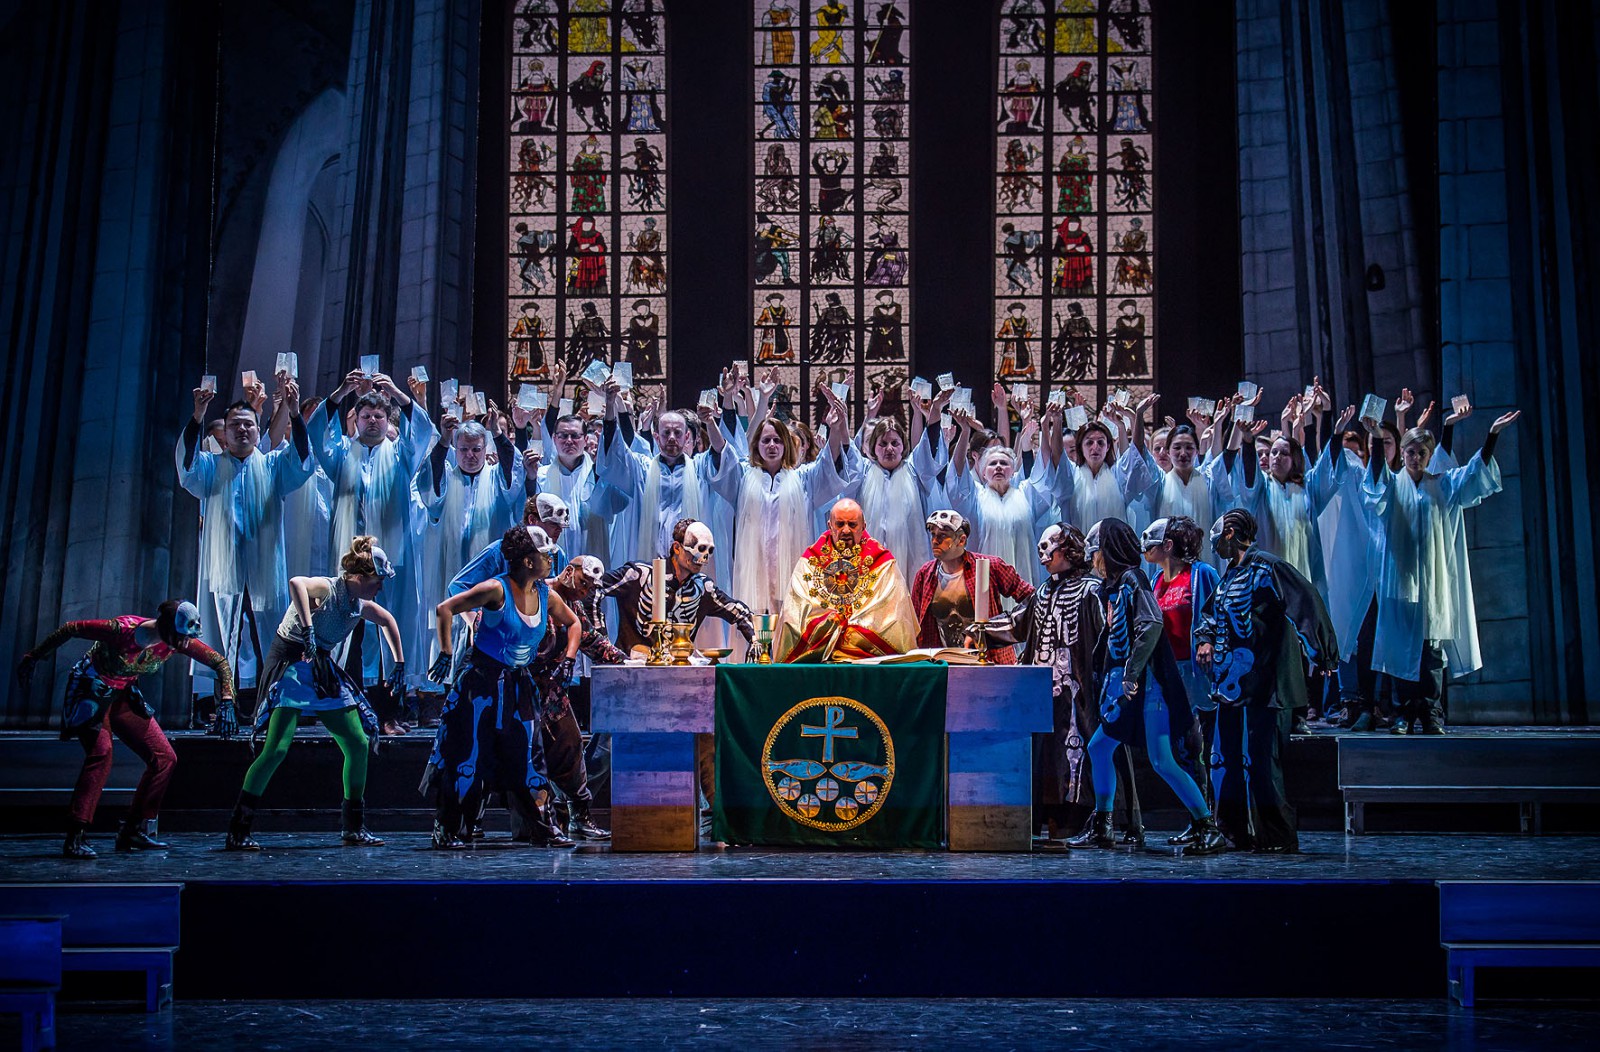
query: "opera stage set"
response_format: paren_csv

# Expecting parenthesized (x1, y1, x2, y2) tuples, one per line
(6, 0, 1600, 1046)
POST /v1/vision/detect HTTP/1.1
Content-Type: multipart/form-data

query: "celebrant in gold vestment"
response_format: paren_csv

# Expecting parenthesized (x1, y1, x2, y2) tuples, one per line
(776, 499, 918, 662)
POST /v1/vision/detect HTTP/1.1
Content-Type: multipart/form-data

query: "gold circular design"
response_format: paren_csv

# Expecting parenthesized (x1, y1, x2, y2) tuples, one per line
(761, 695, 895, 832)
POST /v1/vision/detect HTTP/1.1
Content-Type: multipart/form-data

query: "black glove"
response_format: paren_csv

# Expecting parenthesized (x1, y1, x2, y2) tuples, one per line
(386, 661, 406, 695)
(213, 699, 238, 740)
(310, 646, 340, 699)
(428, 652, 454, 685)
(552, 656, 575, 685)
(16, 653, 37, 692)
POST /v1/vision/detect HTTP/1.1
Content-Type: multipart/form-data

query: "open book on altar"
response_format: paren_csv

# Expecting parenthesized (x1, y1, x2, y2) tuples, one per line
(851, 648, 986, 666)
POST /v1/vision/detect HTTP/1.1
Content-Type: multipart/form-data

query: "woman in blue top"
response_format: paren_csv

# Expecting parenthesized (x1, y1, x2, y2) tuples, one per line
(1142, 516, 1221, 810)
(427, 525, 581, 849)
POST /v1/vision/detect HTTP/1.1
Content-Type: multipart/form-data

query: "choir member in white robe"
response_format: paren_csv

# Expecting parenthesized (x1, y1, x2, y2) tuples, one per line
(1052, 407, 1156, 536)
(840, 413, 945, 571)
(309, 371, 438, 689)
(177, 382, 314, 698)
(948, 403, 1063, 587)
(531, 411, 629, 563)
(1140, 424, 1226, 569)
(1213, 425, 1340, 596)
(281, 397, 332, 580)
(1360, 412, 1518, 732)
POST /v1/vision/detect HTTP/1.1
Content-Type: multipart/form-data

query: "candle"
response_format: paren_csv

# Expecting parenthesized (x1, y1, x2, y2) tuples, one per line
(651, 557, 667, 623)
(973, 558, 990, 623)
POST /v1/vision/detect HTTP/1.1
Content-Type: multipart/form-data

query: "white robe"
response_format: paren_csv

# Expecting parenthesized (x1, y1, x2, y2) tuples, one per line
(1214, 445, 1340, 594)
(1053, 452, 1153, 532)
(949, 466, 1057, 588)
(716, 453, 853, 619)
(599, 419, 735, 564)
(1319, 448, 1384, 660)
(418, 456, 525, 668)
(1363, 453, 1501, 681)
(537, 454, 629, 563)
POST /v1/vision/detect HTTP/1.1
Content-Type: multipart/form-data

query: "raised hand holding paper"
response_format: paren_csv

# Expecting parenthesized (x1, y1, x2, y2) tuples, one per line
(581, 360, 611, 387)
(1065, 405, 1089, 431)
(910, 377, 933, 401)
(936, 372, 956, 392)
(1047, 390, 1067, 409)
(1451, 394, 1470, 416)
(516, 385, 540, 411)
(360, 355, 380, 378)
(559, 397, 574, 417)
(611, 361, 633, 389)
(200, 375, 217, 394)
(1235, 403, 1256, 423)
(473, 392, 488, 416)
(242, 370, 258, 388)
(411, 366, 429, 383)
(587, 389, 606, 416)
(830, 381, 850, 402)
(1237, 380, 1259, 401)
(1360, 394, 1387, 423)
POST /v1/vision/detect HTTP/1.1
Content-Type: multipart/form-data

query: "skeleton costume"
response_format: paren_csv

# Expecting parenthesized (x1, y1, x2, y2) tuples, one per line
(977, 526, 1109, 830)
(19, 603, 229, 858)
(1195, 511, 1338, 851)
(596, 555, 756, 655)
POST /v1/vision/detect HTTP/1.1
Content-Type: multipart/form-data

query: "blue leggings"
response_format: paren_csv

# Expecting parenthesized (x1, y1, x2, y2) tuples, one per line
(1089, 696, 1211, 819)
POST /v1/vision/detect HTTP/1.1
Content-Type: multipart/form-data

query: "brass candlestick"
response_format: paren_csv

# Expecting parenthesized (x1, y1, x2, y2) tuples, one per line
(668, 622, 697, 666)
(648, 620, 671, 666)
(970, 623, 992, 666)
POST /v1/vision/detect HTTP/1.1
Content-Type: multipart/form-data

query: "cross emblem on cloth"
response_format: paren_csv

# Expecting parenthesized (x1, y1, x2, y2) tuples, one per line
(801, 705, 858, 762)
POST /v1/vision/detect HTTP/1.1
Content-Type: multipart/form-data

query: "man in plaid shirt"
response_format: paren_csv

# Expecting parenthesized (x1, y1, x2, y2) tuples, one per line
(910, 510, 1034, 663)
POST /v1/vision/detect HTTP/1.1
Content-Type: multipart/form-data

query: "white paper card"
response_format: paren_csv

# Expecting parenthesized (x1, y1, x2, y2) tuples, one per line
(831, 382, 850, 402)
(581, 360, 611, 387)
(1100, 414, 1121, 439)
(1065, 405, 1089, 431)
(241, 370, 258, 388)
(360, 355, 380, 377)
(472, 392, 488, 416)
(950, 386, 973, 409)
(910, 377, 933, 401)
(936, 372, 956, 392)
(1304, 384, 1317, 401)
(1111, 388, 1132, 407)
(1360, 394, 1387, 422)
(698, 388, 719, 408)
(440, 379, 458, 410)
(1235, 403, 1256, 423)
(1451, 394, 1470, 416)
(586, 389, 606, 415)
(611, 361, 634, 390)
(516, 385, 540, 410)
(412, 366, 429, 383)
(459, 385, 475, 412)
(1196, 398, 1217, 418)
(200, 375, 217, 393)
(1011, 383, 1030, 403)
(558, 398, 574, 418)
(1047, 390, 1068, 408)
(529, 389, 548, 411)
(276, 352, 297, 379)
(940, 411, 953, 430)
(1237, 380, 1259, 401)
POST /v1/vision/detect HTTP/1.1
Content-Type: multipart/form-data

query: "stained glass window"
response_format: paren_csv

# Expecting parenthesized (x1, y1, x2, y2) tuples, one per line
(994, 0, 1153, 408)
(753, 1, 911, 431)
(509, 1, 668, 411)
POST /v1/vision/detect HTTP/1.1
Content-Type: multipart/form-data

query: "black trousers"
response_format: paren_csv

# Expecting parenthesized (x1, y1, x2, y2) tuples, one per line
(1395, 640, 1447, 723)
(1212, 703, 1297, 851)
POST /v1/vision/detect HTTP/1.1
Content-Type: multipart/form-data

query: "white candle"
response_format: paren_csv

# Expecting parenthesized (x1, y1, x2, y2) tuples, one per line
(651, 558, 667, 623)
(973, 558, 990, 622)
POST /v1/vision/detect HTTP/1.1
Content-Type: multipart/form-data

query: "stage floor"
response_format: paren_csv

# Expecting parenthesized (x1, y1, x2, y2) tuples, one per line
(2, 831, 1597, 883)
(10, 998, 1600, 1051)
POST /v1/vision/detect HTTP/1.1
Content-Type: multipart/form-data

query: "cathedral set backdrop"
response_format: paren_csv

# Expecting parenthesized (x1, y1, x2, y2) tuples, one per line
(506, 1, 1155, 422)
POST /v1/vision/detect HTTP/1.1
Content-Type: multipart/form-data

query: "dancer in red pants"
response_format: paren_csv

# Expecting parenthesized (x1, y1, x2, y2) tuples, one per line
(16, 600, 234, 859)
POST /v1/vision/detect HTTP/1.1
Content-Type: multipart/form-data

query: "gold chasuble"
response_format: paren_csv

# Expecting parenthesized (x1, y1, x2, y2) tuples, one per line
(776, 529, 917, 663)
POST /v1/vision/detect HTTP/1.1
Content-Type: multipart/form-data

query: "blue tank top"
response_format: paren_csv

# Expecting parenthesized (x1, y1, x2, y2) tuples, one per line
(473, 576, 548, 668)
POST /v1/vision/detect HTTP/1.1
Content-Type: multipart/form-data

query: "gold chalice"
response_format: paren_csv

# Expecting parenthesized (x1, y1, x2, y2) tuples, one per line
(749, 612, 779, 664)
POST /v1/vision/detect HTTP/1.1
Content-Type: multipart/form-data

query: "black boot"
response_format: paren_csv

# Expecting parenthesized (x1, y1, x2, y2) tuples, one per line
(116, 817, 169, 852)
(1118, 824, 1146, 848)
(1167, 821, 1201, 847)
(430, 819, 466, 850)
(1065, 811, 1115, 849)
(63, 821, 97, 860)
(1181, 816, 1229, 856)
(225, 792, 262, 851)
(568, 801, 611, 841)
(341, 799, 384, 846)
(525, 799, 576, 848)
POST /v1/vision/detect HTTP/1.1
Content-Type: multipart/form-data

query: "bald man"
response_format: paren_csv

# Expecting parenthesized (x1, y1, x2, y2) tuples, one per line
(775, 498, 917, 662)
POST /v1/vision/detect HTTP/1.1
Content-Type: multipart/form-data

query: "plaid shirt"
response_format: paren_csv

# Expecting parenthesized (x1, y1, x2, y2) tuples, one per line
(910, 552, 1034, 662)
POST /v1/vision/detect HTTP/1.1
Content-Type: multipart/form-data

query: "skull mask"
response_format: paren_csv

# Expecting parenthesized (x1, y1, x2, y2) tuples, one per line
(572, 555, 605, 589)
(535, 493, 571, 530)
(1037, 524, 1065, 565)
(158, 600, 203, 648)
(681, 522, 716, 570)
(524, 525, 559, 556)
(1210, 515, 1238, 560)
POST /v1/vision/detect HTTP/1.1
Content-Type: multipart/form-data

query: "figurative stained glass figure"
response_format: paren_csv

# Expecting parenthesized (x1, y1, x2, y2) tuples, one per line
(996, 301, 1036, 378)
(866, 2, 906, 65)
(757, 145, 800, 212)
(756, 293, 795, 363)
(755, 214, 798, 284)
(1054, 60, 1097, 133)
(865, 141, 902, 209)
(566, 301, 609, 371)
(1109, 298, 1147, 376)
(568, 0, 612, 53)
(1003, 0, 1046, 52)
(1112, 217, 1152, 294)
(623, 136, 664, 209)
(626, 217, 665, 294)
(1055, 0, 1121, 54)
(620, 0, 661, 50)
(1056, 135, 1093, 214)
(1051, 302, 1095, 382)
(1111, 136, 1151, 210)
(569, 135, 608, 213)
(1000, 222, 1038, 293)
(998, 138, 1044, 212)
(623, 298, 662, 376)
(810, 1, 849, 64)
(810, 292, 853, 364)
(622, 60, 664, 133)
(1052, 216, 1094, 296)
(813, 148, 857, 214)
(570, 60, 612, 132)
(514, 222, 556, 292)
(865, 290, 904, 361)
(762, 70, 800, 140)
(1109, 60, 1151, 132)
(566, 216, 608, 293)
(512, 138, 556, 210)
(762, 1, 797, 64)
(514, 62, 558, 133)
(813, 73, 853, 140)
(863, 217, 906, 285)
(511, 301, 551, 380)
(998, 59, 1044, 133)
(811, 216, 852, 282)
(516, 1, 558, 52)
(1109, 0, 1147, 51)
(868, 69, 905, 137)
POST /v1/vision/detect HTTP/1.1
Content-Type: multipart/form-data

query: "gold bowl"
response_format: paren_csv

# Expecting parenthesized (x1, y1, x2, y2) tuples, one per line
(697, 648, 733, 666)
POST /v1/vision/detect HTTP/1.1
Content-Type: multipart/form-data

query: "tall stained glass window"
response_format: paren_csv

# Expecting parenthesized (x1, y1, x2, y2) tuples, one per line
(508, 1, 668, 410)
(753, 1, 911, 429)
(994, 1, 1153, 407)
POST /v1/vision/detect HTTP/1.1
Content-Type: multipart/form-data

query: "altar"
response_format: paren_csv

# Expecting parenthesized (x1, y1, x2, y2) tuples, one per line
(591, 663, 1051, 852)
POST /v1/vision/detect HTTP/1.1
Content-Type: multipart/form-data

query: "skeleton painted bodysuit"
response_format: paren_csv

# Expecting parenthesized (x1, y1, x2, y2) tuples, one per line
(1194, 549, 1337, 710)
(596, 561, 755, 654)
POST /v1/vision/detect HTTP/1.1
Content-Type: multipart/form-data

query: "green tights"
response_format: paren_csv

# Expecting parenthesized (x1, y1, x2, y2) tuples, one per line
(242, 706, 369, 799)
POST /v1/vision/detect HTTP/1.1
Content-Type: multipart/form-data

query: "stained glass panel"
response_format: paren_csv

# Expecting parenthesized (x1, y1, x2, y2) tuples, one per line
(994, 0, 1154, 408)
(753, 1, 911, 430)
(509, 0, 669, 411)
